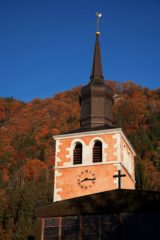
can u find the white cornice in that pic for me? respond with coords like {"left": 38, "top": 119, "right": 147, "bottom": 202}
{"left": 54, "top": 161, "right": 121, "bottom": 169}
{"left": 53, "top": 128, "right": 121, "bottom": 139}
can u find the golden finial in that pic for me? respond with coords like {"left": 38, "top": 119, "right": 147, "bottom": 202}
{"left": 96, "top": 12, "right": 102, "bottom": 35}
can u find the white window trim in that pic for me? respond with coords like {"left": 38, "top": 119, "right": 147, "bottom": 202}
{"left": 64, "top": 137, "right": 108, "bottom": 167}
{"left": 89, "top": 137, "right": 107, "bottom": 163}
{"left": 64, "top": 139, "right": 85, "bottom": 167}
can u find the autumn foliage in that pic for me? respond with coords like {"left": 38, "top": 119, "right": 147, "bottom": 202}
{"left": 0, "top": 82, "right": 160, "bottom": 239}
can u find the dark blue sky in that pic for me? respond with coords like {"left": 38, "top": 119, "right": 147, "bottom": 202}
{"left": 0, "top": 0, "right": 160, "bottom": 102}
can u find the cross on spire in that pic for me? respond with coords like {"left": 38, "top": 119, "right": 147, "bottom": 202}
{"left": 96, "top": 12, "right": 102, "bottom": 34}
{"left": 113, "top": 170, "right": 126, "bottom": 190}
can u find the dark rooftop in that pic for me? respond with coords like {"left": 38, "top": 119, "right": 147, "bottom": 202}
{"left": 36, "top": 189, "right": 160, "bottom": 218}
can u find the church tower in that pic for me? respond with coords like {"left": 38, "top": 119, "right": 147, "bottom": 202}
{"left": 53, "top": 27, "right": 135, "bottom": 202}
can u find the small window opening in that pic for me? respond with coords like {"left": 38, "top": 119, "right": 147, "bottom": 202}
{"left": 93, "top": 141, "right": 102, "bottom": 163}
{"left": 73, "top": 143, "right": 82, "bottom": 164}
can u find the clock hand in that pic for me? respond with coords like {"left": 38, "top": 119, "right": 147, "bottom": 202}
{"left": 81, "top": 177, "right": 96, "bottom": 182}
{"left": 81, "top": 178, "right": 89, "bottom": 182}
{"left": 87, "top": 178, "right": 96, "bottom": 181}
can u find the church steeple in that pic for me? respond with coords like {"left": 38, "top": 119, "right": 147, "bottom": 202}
{"left": 79, "top": 31, "right": 114, "bottom": 129}
{"left": 90, "top": 32, "right": 104, "bottom": 84}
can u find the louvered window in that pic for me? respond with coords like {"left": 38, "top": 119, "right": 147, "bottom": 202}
{"left": 93, "top": 141, "right": 102, "bottom": 163}
{"left": 73, "top": 143, "right": 82, "bottom": 164}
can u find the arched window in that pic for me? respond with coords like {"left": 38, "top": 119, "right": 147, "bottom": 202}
{"left": 93, "top": 140, "right": 102, "bottom": 163}
{"left": 73, "top": 142, "right": 82, "bottom": 164}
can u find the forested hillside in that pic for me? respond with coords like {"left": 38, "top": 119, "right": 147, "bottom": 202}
{"left": 0, "top": 81, "right": 160, "bottom": 239}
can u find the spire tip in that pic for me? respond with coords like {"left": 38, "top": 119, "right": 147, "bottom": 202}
{"left": 96, "top": 12, "right": 102, "bottom": 35}
{"left": 96, "top": 31, "right": 101, "bottom": 36}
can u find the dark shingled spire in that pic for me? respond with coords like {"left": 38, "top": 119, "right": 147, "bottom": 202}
{"left": 79, "top": 32, "right": 114, "bottom": 129}
{"left": 90, "top": 32, "right": 104, "bottom": 84}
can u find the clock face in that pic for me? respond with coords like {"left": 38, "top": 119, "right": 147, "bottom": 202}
{"left": 77, "top": 169, "right": 96, "bottom": 189}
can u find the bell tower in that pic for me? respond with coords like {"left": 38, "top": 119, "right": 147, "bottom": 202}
{"left": 53, "top": 14, "right": 136, "bottom": 202}
{"left": 80, "top": 32, "right": 113, "bottom": 129}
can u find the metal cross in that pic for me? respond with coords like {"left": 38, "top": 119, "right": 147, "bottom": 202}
{"left": 113, "top": 170, "right": 126, "bottom": 190}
